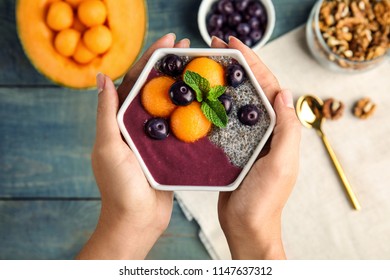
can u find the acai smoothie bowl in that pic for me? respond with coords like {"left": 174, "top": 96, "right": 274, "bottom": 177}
{"left": 117, "top": 48, "right": 275, "bottom": 191}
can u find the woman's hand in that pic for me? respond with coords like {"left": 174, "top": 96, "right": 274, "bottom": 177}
{"left": 76, "top": 34, "right": 190, "bottom": 259}
{"left": 212, "top": 36, "right": 301, "bottom": 260}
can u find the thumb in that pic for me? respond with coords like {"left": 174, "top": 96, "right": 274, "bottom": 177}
{"left": 265, "top": 89, "right": 301, "bottom": 167}
{"left": 95, "top": 73, "right": 121, "bottom": 146}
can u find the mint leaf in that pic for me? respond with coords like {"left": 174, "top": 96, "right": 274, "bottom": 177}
{"left": 183, "top": 71, "right": 210, "bottom": 102}
{"left": 183, "top": 71, "right": 203, "bottom": 101}
{"left": 207, "top": 85, "right": 226, "bottom": 101}
{"left": 183, "top": 70, "right": 229, "bottom": 128}
{"left": 201, "top": 100, "right": 228, "bottom": 128}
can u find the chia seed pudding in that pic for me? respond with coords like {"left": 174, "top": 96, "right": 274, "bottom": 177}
{"left": 118, "top": 49, "right": 275, "bottom": 190}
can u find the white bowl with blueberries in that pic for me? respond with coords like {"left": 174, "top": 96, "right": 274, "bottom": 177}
{"left": 198, "top": 0, "right": 275, "bottom": 51}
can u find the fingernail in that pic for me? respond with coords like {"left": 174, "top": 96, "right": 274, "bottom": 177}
{"left": 96, "top": 72, "right": 105, "bottom": 94}
{"left": 280, "top": 89, "right": 294, "bottom": 109}
{"left": 228, "top": 36, "right": 239, "bottom": 44}
{"left": 165, "top": 32, "right": 176, "bottom": 40}
{"left": 178, "top": 38, "right": 191, "bottom": 45}
{"left": 211, "top": 36, "right": 228, "bottom": 46}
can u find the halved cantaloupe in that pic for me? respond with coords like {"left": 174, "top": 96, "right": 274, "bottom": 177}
{"left": 16, "top": 0, "right": 147, "bottom": 89}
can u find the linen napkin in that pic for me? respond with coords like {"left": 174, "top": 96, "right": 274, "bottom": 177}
{"left": 175, "top": 25, "right": 390, "bottom": 260}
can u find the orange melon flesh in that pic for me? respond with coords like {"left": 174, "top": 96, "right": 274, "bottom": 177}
{"left": 16, "top": 0, "right": 147, "bottom": 89}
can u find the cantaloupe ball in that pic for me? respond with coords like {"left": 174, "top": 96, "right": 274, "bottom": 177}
{"left": 73, "top": 40, "right": 96, "bottom": 64}
{"left": 83, "top": 25, "right": 112, "bottom": 54}
{"left": 46, "top": 1, "right": 74, "bottom": 31}
{"left": 65, "top": 0, "right": 85, "bottom": 8}
{"left": 77, "top": 0, "right": 107, "bottom": 27}
{"left": 54, "top": 28, "right": 81, "bottom": 57}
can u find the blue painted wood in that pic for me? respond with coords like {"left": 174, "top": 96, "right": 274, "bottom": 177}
{"left": 0, "top": 0, "right": 317, "bottom": 260}
{"left": 0, "top": 87, "right": 99, "bottom": 198}
{"left": 0, "top": 200, "right": 210, "bottom": 260}
{"left": 0, "top": 0, "right": 317, "bottom": 86}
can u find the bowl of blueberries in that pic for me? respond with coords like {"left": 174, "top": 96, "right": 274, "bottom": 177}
{"left": 198, "top": 0, "right": 275, "bottom": 51}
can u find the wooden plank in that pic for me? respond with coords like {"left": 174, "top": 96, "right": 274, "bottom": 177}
{"left": 0, "top": 0, "right": 51, "bottom": 86}
{"left": 0, "top": 200, "right": 210, "bottom": 260}
{"left": 0, "top": 0, "right": 317, "bottom": 86}
{"left": 0, "top": 0, "right": 318, "bottom": 261}
{"left": 0, "top": 87, "right": 99, "bottom": 197}
{"left": 148, "top": 200, "right": 211, "bottom": 260}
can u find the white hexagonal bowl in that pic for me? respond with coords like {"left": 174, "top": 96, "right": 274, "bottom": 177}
{"left": 117, "top": 48, "right": 275, "bottom": 191}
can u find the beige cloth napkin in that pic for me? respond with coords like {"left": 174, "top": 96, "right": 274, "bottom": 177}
{"left": 175, "top": 25, "right": 390, "bottom": 260}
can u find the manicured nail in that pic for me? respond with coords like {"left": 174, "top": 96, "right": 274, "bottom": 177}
{"left": 96, "top": 72, "right": 105, "bottom": 94}
{"left": 211, "top": 36, "right": 228, "bottom": 47}
{"left": 165, "top": 32, "right": 176, "bottom": 40}
{"left": 178, "top": 38, "right": 191, "bottom": 45}
{"left": 280, "top": 89, "right": 294, "bottom": 109}
{"left": 228, "top": 36, "right": 239, "bottom": 44}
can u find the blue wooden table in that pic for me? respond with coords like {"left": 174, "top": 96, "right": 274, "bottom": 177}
{"left": 0, "top": 0, "right": 316, "bottom": 259}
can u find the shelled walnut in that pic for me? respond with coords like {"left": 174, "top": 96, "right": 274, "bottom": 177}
{"left": 323, "top": 98, "right": 345, "bottom": 120}
{"left": 353, "top": 97, "right": 377, "bottom": 119}
{"left": 318, "top": 0, "right": 389, "bottom": 65}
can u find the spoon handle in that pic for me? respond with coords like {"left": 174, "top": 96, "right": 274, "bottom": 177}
{"left": 320, "top": 132, "right": 361, "bottom": 211}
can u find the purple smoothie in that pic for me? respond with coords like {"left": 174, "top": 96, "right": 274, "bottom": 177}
{"left": 123, "top": 92, "right": 242, "bottom": 186}
{"left": 121, "top": 53, "right": 271, "bottom": 188}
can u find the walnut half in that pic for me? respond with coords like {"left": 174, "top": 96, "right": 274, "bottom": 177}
{"left": 323, "top": 98, "right": 345, "bottom": 120}
{"left": 353, "top": 97, "right": 377, "bottom": 119}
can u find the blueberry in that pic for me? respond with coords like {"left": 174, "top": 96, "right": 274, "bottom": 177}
{"left": 209, "top": 29, "right": 224, "bottom": 40}
{"left": 217, "top": 0, "right": 234, "bottom": 15}
{"left": 226, "top": 64, "right": 246, "bottom": 87}
{"left": 234, "top": 0, "right": 250, "bottom": 12}
{"left": 145, "top": 118, "right": 169, "bottom": 140}
{"left": 218, "top": 93, "right": 233, "bottom": 114}
{"left": 208, "top": 14, "right": 224, "bottom": 29}
{"left": 250, "top": 29, "right": 263, "bottom": 42}
{"left": 228, "top": 12, "right": 242, "bottom": 27}
{"left": 237, "top": 22, "right": 250, "bottom": 35}
{"left": 160, "top": 54, "right": 184, "bottom": 77}
{"left": 238, "top": 104, "right": 261, "bottom": 126}
{"left": 248, "top": 16, "right": 260, "bottom": 30}
{"left": 239, "top": 35, "right": 253, "bottom": 47}
{"left": 248, "top": 2, "right": 265, "bottom": 17}
{"left": 259, "top": 10, "right": 268, "bottom": 24}
{"left": 169, "top": 80, "right": 195, "bottom": 106}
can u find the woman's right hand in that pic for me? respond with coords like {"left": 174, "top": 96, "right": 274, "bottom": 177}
{"left": 212, "top": 36, "right": 301, "bottom": 260}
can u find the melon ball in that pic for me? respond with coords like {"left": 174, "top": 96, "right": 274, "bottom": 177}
{"left": 73, "top": 41, "right": 96, "bottom": 64}
{"left": 54, "top": 28, "right": 81, "bottom": 57}
{"left": 83, "top": 25, "right": 112, "bottom": 54}
{"left": 77, "top": 0, "right": 107, "bottom": 27}
{"left": 46, "top": 1, "right": 74, "bottom": 31}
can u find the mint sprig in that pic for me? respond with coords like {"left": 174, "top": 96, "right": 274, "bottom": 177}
{"left": 184, "top": 70, "right": 228, "bottom": 128}
{"left": 183, "top": 71, "right": 210, "bottom": 102}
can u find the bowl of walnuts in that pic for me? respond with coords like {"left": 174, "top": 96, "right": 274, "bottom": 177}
{"left": 306, "top": 0, "right": 390, "bottom": 72}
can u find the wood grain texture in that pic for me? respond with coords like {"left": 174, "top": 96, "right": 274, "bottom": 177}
{"left": 0, "top": 200, "right": 209, "bottom": 260}
{"left": 0, "top": 0, "right": 317, "bottom": 260}
{"left": 0, "top": 0, "right": 317, "bottom": 86}
{"left": 0, "top": 87, "right": 98, "bottom": 198}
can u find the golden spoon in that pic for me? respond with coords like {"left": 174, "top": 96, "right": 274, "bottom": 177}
{"left": 296, "top": 95, "right": 361, "bottom": 211}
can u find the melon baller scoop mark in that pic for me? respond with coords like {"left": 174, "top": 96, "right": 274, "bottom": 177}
{"left": 296, "top": 95, "right": 361, "bottom": 211}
